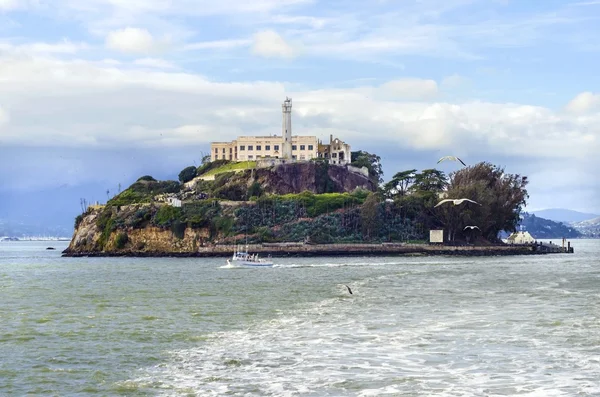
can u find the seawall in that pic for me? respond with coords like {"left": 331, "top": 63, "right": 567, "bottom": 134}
{"left": 62, "top": 242, "right": 571, "bottom": 258}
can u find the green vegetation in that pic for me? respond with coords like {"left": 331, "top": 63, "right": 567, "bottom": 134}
{"left": 154, "top": 205, "right": 182, "bottom": 227}
{"left": 115, "top": 232, "right": 129, "bottom": 249}
{"left": 351, "top": 150, "right": 384, "bottom": 185}
{"left": 80, "top": 153, "right": 530, "bottom": 249}
{"left": 178, "top": 166, "right": 197, "bottom": 183}
{"left": 108, "top": 179, "right": 181, "bottom": 206}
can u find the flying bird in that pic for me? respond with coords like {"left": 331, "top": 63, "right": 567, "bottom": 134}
{"left": 344, "top": 284, "right": 353, "bottom": 295}
{"left": 437, "top": 156, "right": 466, "bottom": 167}
{"left": 464, "top": 225, "right": 481, "bottom": 231}
{"left": 434, "top": 198, "right": 481, "bottom": 208}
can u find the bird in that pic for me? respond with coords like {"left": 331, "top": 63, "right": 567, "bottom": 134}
{"left": 434, "top": 198, "right": 481, "bottom": 208}
{"left": 344, "top": 284, "right": 353, "bottom": 294}
{"left": 464, "top": 225, "right": 481, "bottom": 231}
{"left": 437, "top": 156, "right": 466, "bottom": 167}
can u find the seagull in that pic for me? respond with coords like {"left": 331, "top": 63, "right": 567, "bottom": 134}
{"left": 437, "top": 156, "right": 466, "bottom": 167}
{"left": 344, "top": 284, "right": 353, "bottom": 295}
{"left": 464, "top": 225, "right": 481, "bottom": 231}
{"left": 434, "top": 198, "right": 481, "bottom": 208}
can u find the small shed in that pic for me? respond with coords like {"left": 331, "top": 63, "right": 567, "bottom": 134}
{"left": 506, "top": 230, "right": 535, "bottom": 245}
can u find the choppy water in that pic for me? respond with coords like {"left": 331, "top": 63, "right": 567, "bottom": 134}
{"left": 1, "top": 240, "right": 599, "bottom": 396}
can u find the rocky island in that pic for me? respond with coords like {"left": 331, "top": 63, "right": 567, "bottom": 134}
{"left": 63, "top": 151, "right": 569, "bottom": 257}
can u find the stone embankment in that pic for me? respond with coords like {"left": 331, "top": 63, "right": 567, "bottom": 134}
{"left": 62, "top": 242, "right": 572, "bottom": 257}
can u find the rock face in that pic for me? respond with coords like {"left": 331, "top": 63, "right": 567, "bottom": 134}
{"left": 254, "top": 162, "right": 375, "bottom": 195}
{"left": 63, "top": 206, "right": 211, "bottom": 255}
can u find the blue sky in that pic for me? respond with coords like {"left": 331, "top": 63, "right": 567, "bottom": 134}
{"left": 1, "top": 0, "right": 600, "bottom": 230}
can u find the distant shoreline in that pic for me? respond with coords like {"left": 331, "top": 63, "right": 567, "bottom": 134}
{"left": 62, "top": 242, "right": 571, "bottom": 257}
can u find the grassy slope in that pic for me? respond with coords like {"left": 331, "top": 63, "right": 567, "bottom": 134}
{"left": 201, "top": 161, "right": 258, "bottom": 177}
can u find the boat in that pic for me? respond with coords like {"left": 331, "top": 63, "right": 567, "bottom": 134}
{"left": 226, "top": 245, "right": 274, "bottom": 267}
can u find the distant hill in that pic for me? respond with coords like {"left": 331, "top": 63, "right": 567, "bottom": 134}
{"left": 0, "top": 218, "right": 72, "bottom": 238}
{"left": 517, "top": 213, "right": 582, "bottom": 239}
{"left": 530, "top": 209, "right": 599, "bottom": 224}
{"left": 571, "top": 216, "right": 600, "bottom": 238}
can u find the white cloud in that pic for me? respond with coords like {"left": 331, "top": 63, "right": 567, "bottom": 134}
{"left": 0, "top": 0, "right": 19, "bottom": 10}
{"left": 105, "top": 27, "right": 161, "bottom": 54}
{"left": 379, "top": 79, "right": 439, "bottom": 100}
{"left": 565, "top": 91, "right": 600, "bottom": 113}
{"left": 133, "top": 58, "right": 178, "bottom": 69}
{"left": 0, "top": 51, "right": 598, "bottom": 163}
{"left": 251, "top": 30, "right": 296, "bottom": 58}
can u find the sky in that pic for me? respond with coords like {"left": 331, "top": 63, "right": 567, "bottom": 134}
{"left": 1, "top": 0, "right": 600, "bottom": 231}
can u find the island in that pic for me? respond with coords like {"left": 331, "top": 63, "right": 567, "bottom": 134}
{"left": 63, "top": 153, "right": 572, "bottom": 257}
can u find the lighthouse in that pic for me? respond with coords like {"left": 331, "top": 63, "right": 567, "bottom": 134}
{"left": 281, "top": 97, "right": 292, "bottom": 159}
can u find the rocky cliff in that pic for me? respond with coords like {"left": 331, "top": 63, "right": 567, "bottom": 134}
{"left": 252, "top": 162, "right": 375, "bottom": 195}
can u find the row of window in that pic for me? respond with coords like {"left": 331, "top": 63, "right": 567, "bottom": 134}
{"left": 243, "top": 154, "right": 308, "bottom": 160}
{"left": 239, "top": 144, "right": 314, "bottom": 151}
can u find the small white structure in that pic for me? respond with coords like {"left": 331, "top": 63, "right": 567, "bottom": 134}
{"left": 430, "top": 230, "right": 444, "bottom": 243}
{"left": 166, "top": 197, "right": 182, "bottom": 208}
{"left": 505, "top": 230, "right": 535, "bottom": 245}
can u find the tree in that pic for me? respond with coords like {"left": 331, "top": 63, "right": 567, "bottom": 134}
{"left": 351, "top": 150, "right": 384, "bottom": 185}
{"left": 435, "top": 162, "right": 529, "bottom": 243}
{"left": 201, "top": 154, "right": 211, "bottom": 165}
{"left": 410, "top": 169, "right": 448, "bottom": 195}
{"left": 383, "top": 169, "right": 417, "bottom": 199}
{"left": 178, "top": 165, "right": 197, "bottom": 184}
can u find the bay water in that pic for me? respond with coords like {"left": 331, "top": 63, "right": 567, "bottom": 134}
{"left": 1, "top": 240, "right": 599, "bottom": 396}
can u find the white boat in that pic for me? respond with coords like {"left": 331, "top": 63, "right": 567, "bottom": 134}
{"left": 226, "top": 246, "right": 274, "bottom": 267}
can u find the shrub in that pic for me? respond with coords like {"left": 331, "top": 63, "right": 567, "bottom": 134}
{"left": 115, "top": 232, "right": 129, "bottom": 249}
{"left": 178, "top": 166, "right": 197, "bottom": 184}
{"left": 247, "top": 181, "right": 263, "bottom": 198}
{"left": 154, "top": 205, "right": 183, "bottom": 227}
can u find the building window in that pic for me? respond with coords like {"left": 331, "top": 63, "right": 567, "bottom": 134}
{"left": 332, "top": 153, "right": 337, "bottom": 158}
{"left": 248, "top": 145, "right": 253, "bottom": 151}
{"left": 274, "top": 145, "right": 280, "bottom": 151}
{"left": 222, "top": 148, "right": 225, "bottom": 153}
{"left": 292, "top": 155, "right": 297, "bottom": 160}
{"left": 292, "top": 145, "right": 297, "bottom": 150}
{"left": 300, "top": 145, "right": 305, "bottom": 150}
{"left": 265, "top": 145, "right": 270, "bottom": 150}
{"left": 214, "top": 148, "right": 218, "bottom": 153}
{"left": 300, "top": 155, "right": 306, "bottom": 160}
{"left": 256, "top": 145, "right": 261, "bottom": 151}
{"left": 308, "top": 145, "right": 313, "bottom": 150}
{"left": 240, "top": 146, "right": 245, "bottom": 150}
{"left": 248, "top": 155, "right": 253, "bottom": 159}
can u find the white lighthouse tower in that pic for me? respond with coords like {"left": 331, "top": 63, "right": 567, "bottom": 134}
{"left": 281, "top": 97, "right": 292, "bottom": 159}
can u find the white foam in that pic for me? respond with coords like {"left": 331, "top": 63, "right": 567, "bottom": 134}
{"left": 129, "top": 260, "right": 600, "bottom": 396}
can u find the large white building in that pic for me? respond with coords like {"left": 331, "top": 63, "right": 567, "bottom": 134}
{"left": 210, "top": 98, "right": 351, "bottom": 165}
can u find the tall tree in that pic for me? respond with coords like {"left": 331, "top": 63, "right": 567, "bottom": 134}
{"left": 435, "top": 162, "right": 529, "bottom": 242}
